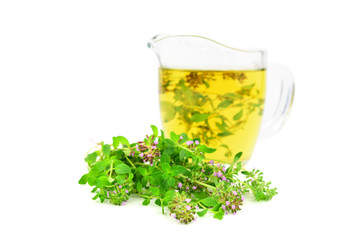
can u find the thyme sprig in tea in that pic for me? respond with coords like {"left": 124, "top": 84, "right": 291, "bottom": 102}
{"left": 79, "top": 125, "right": 277, "bottom": 224}
{"left": 159, "top": 69, "right": 265, "bottom": 161}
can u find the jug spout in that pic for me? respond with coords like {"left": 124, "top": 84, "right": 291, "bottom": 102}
{"left": 147, "top": 34, "right": 169, "bottom": 50}
{"left": 148, "top": 34, "right": 266, "bottom": 70}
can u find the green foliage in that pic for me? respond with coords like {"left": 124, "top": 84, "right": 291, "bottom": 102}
{"left": 197, "top": 145, "right": 216, "bottom": 153}
{"left": 213, "top": 210, "right": 224, "bottom": 220}
{"left": 150, "top": 125, "right": 158, "bottom": 137}
{"left": 201, "top": 197, "right": 218, "bottom": 207}
{"left": 150, "top": 187, "right": 160, "bottom": 196}
{"left": 197, "top": 209, "right": 208, "bottom": 217}
{"left": 170, "top": 131, "right": 179, "bottom": 142}
{"left": 136, "top": 182, "right": 142, "bottom": 192}
{"left": 85, "top": 152, "right": 97, "bottom": 164}
{"left": 102, "top": 144, "right": 111, "bottom": 159}
{"left": 170, "top": 165, "right": 188, "bottom": 176}
{"left": 95, "top": 176, "right": 109, "bottom": 187}
{"left": 242, "top": 169, "right": 278, "bottom": 201}
{"left": 79, "top": 125, "right": 277, "bottom": 224}
{"left": 137, "top": 167, "right": 147, "bottom": 176}
{"left": 78, "top": 174, "right": 88, "bottom": 184}
{"left": 112, "top": 137, "right": 120, "bottom": 150}
{"left": 113, "top": 136, "right": 130, "bottom": 148}
{"left": 142, "top": 198, "right": 150, "bottom": 206}
{"left": 115, "top": 164, "right": 131, "bottom": 174}
{"left": 233, "top": 152, "right": 243, "bottom": 164}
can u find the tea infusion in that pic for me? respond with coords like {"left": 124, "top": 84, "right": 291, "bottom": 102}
{"left": 159, "top": 68, "right": 266, "bottom": 162}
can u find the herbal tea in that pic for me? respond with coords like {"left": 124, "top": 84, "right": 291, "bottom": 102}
{"left": 159, "top": 68, "right": 266, "bottom": 162}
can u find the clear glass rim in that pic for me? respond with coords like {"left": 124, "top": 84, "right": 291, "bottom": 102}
{"left": 148, "top": 34, "right": 266, "bottom": 54}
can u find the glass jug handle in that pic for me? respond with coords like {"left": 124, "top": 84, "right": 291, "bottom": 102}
{"left": 259, "top": 64, "right": 295, "bottom": 140}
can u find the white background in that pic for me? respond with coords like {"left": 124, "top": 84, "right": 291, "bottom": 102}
{"left": 1, "top": 0, "right": 359, "bottom": 239}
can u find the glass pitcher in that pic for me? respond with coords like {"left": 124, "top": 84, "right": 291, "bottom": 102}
{"left": 148, "top": 34, "right": 294, "bottom": 163}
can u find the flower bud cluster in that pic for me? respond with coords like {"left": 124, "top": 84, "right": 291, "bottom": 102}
{"left": 209, "top": 160, "right": 229, "bottom": 182}
{"left": 177, "top": 178, "right": 201, "bottom": 193}
{"left": 132, "top": 135, "right": 160, "bottom": 165}
{"left": 108, "top": 183, "right": 133, "bottom": 206}
{"left": 184, "top": 139, "right": 200, "bottom": 150}
{"left": 168, "top": 192, "right": 196, "bottom": 224}
{"left": 213, "top": 182, "right": 244, "bottom": 215}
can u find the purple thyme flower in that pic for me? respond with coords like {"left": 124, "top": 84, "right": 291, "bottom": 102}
{"left": 154, "top": 139, "right": 158, "bottom": 145}
{"left": 209, "top": 160, "right": 214, "bottom": 165}
{"left": 113, "top": 191, "right": 116, "bottom": 194}
{"left": 221, "top": 205, "right": 226, "bottom": 210}
{"left": 226, "top": 201, "right": 230, "bottom": 206}
{"left": 232, "top": 191, "right": 237, "bottom": 196}
{"left": 185, "top": 206, "right": 191, "bottom": 210}
{"left": 222, "top": 176, "right": 227, "bottom": 181}
{"left": 217, "top": 163, "right": 220, "bottom": 167}
{"left": 122, "top": 202, "right": 125, "bottom": 206}
{"left": 195, "top": 140, "right": 199, "bottom": 145}
{"left": 180, "top": 136, "right": 183, "bottom": 140}
{"left": 139, "top": 153, "right": 144, "bottom": 157}
{"left": 186, "top": 186, "right": 189, "bottom": 190}
{"left": 222, "top": 166, "right": 226, "bottom": 172}
{"left": 233, "top": 212, "right": 237, "bottom": 215}
{"left": 171, "top": 213, "right": 176, "bottom": 218}
{"left": 152, "top": 146, "right": 156, "bottom": 149}
{"left": 147, "top": 154, "right": 152, "bottom": 157}
{"left": 125, "top": 189, "right": 129, "bottom": 193}
{"left": 192, "top": 186, "right": 197, "bottom": 190}
{"left": 195, "top": 206, "right": 199, "bottom": 210}
{"left": 232, "top": 205, "right": 235, "bottom": 210}
{"left": 186, "top": 141, "right": 193, "bottom": 146}
{"left": 185, "top": 198, "right": 191, "bottom": 203}
{"left": 119, "top": 185, "right": 122, "bottom": 188}
{"left": 204, "top": 177, "right": 207, "bottom": 180}
{"left": 201, "top": 169, "right": 205, "bottom": 172}
{"left": 241, "top": 196, "right": 245, "bottom": 201}
{"left": 213, "top": 172, "right": 217, "bottom": 177}
{"left": 136, "top": 145, "right": 139, "bottom": 151}
{"left": 217, "top": 171, "right": 223, "bottom": 178}
{"left": 178, "top": 182, "right": 182, "bottom": 188}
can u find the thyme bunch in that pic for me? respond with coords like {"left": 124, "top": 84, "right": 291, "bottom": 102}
{"left": 79, "top": 125, "right": 277, "bottom": 224}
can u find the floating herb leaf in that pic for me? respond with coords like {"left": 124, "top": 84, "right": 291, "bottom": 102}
{"left": 191, "top": 113, "right": 210, "bottom": 122}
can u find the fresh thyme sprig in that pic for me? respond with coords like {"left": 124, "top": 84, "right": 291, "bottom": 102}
{"left": 79, "top": 125, "right": 277, "bottom": 224}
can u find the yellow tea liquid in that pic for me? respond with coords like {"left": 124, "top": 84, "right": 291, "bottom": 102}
{"left": 159, "top": 68, "right": 266, "bottom": 163}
